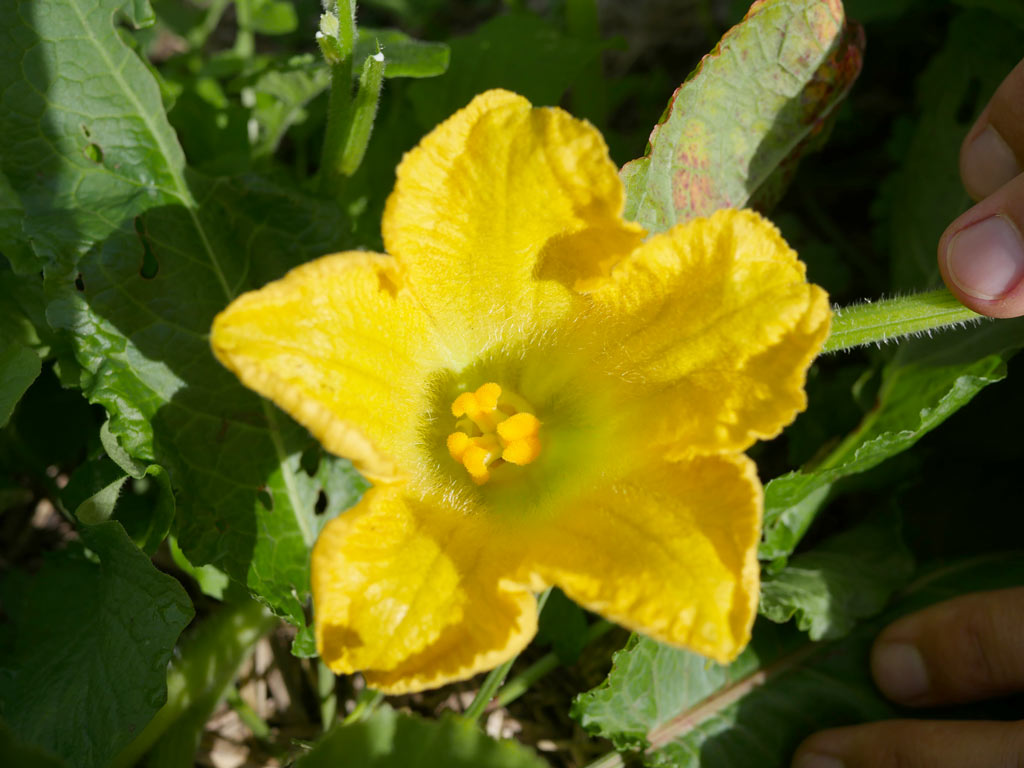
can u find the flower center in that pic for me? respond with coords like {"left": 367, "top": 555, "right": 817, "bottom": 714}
{"left": 445, "top": 382, "right": 541, "bottom": 485}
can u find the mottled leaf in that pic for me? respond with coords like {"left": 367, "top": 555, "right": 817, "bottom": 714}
{"left": 623, "top": 0, "right": 863, "bottom": 231}
{"left": 296, "top": 705, "right": 548, "bottom": 768}
{"left": 0, "top": 521, "right": 193, "bottom": 768}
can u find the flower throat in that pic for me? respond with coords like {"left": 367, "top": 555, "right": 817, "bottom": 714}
{"left": 446, "top": 382, "right": 541, "bottom": 485}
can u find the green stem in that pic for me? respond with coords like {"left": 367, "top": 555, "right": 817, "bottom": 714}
{"left": 463, "top": 657, "right": 517, "bottom": 724}
{"left": 339, "top": 51, "right": 385, "bottom": 176}
{"left": 232, "top": 0, "right": 255, "bottom": 58}
{"left": 823, "top": 289, "right": 985, "bottom": 354}
{"left": 464, "top": 589, "right": 552, "bottom": 723}
{"left": 494, "top": 619, "right": 613, "bottom": 708}
{"left": 111, "top": 598, "right": 277, "bottom": 768}
{"left": 317, "top": 1, "right": 356, "bottom": 198}
{"left": 318, "top": 660, "right": 338, "bottom": 726}
{"left": 342, "top": 688, "right": 384, "bottom": 725}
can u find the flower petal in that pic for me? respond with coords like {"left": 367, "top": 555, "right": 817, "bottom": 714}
{"left": 591, "top": 208, "right": 831, "bottom": 456}
{"left": 312, "top": 485, "right": 537, "bottom": 694}
{"left": 382, "top": 89, "right": 644, "bottom": 362}
{"left": 525, "top": 454, "right": 762, "bottom": 663}
{"left": 210, "top": 253, "right": 442, "bottom": 481}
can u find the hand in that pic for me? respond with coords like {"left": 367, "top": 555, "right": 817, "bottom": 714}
{"left": 792, "top": 587, "right": 1024, "bottom": 768}
{"left": 939, "top": 60, "right": 1024, "bottom": 318}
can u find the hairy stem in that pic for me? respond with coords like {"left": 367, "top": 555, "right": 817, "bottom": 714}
{"left": 824, "top": 289, "right": 985, "bottom": 354}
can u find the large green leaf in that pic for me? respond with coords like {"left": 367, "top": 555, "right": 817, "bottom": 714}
{"left": 0, "top": 0, "right": 188, "bottom": 270}
{"left": 622, "top": 0, "right": 863, "bottom": 232}
{"left": 0, "top": 521, "right": 193, "bottom": 768}
{"left": 760, "top": 512, "right": 914, "bottom": 640}
{"left": 296, "top": 705, "right": 548, "bottom": 768}
{"left": 761, "top": 318, "right": 1024, "bottom": 563}
{"left": 46, "top": 174, "right": 367, "bottom": 651}
{"left": 575, "top": 553, "right": 1024, "bottom": 767}
{"left": 1, "top": 0, "right": 367, "bottom": 646}
{"left": 883, "top": 11, "right": 1022, "bottom": 290}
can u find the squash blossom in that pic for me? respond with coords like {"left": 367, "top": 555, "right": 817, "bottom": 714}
{"left": 210, "top": 90, "right": 831, "bottom": 693}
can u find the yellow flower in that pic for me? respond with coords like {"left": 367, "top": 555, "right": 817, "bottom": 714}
{"left": 210, "top": 90, "right": 831, "bottom": 694}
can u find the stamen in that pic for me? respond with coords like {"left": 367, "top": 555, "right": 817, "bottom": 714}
{"left": 446, "top": 382, "right": 541, "bottom": 484}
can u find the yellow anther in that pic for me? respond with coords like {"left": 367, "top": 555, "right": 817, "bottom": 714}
{"left": 451, "top": 392, "right": 477, "bottom": 418}
{"left": 446, "top": 382, "right": 541, "bottom": 484}
{"left": 446, "top": 431, "right": 471, "bottom": 462}
{"left": 502, "top": 435, "right": 541, "bottom": 466}
{"left": 496, "top": 412, "right": 540, "bottom": 442}
{"left": 474, "top": 382, "right": 501, "bottom": 411}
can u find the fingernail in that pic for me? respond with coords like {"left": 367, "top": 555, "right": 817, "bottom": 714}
{"left": 962, "top": 125, "right": 1021, "bottom": 199}
{"left": 872, "top": 641, "right": 930, "bottom": 700}
{"left": 946, "top": 215, "right": 1024, "bottom": 301}
{"left": 793, "top": 753, "right": 844, "bottom": 768}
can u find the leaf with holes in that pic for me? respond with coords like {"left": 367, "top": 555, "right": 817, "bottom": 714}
{"left": 0, "top": 0, "right": 187, "bottom": 271}
{"left": 3, "top": 0, "right": 367, "bottom": 651}
{"left": 622, "top": 0, "right": 863, "bottom": 232}
{"left": 47, "top": 173, "right": 366, "bottom": 652}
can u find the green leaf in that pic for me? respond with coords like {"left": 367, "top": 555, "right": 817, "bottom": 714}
{"left": 622, "top": 0, "right": 863, "bottom": 232}
{"left": 250, "top": 0, "right": 298, "bottom": 35}
{"left": 0, "top": 719, "right": 67, "bottom": 768}
{"left": 0, "top": 336, "right": 41, "bottom": 427}
{"left": 62, "top": 457, "right": 130, "bottom": 524}
{"left": 576, "top": 553, "right": 1024, "bottom": 767}
{"left": 406, "top": 12, "right": 605, "bottom": 131}
{"left": 571, "top": 628, "right": 794, "bottom": 754}
{"left": 249, "top": 54, "right": 331, "bottom": 159}
{"left": 760, "top": 512, "right": 914, "bottom": 640}
{"left": 46, "top": 173, "right": 362, "bottom": 647}
{"left": 110, "top": 599, "right": 275, "bottom": 768}
{"left": 0, "top": 521, "right": 193, "bottom": 768}
{"left": 536, "top": 587, "right": 589, "bottom": 665}
{"left": 0, "top": 172, "right": 36, "bottom": 274}
{"left": 762, "top": 318, "right": 1024, "bottom": 562}
{"left": 295, "top": 704, "right": 548, "bottom": 768}
{"left": 954, "top": 0, "right": 1024, "bottom": 29}
{"left": 883, "top": 11, "right": 1022, "bottom": 290}
{"left": 0, "top": 0, "right": 189, "bottom": 270}
{"left": 168, "top": 536, "right": 232, "bottom": 600}
{"left": 356, "top": 28, "right": 450, "bottom": 79}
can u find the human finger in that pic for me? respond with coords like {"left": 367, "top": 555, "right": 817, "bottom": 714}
{"left": 938, "top": 172, "right": 1024, "bottom": 317}
{"left": 870, "top": 587, "right": 1024, "bottom": 706}
{"left": 792, "top": 719, "right": 1024, "bottom": 768}
{"left": 960, "top": 59, "right": 1024, "bottom": 202}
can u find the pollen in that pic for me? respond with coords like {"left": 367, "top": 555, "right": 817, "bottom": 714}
{"left": 446, "top": 383, "right": 541, "bottom": 484}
